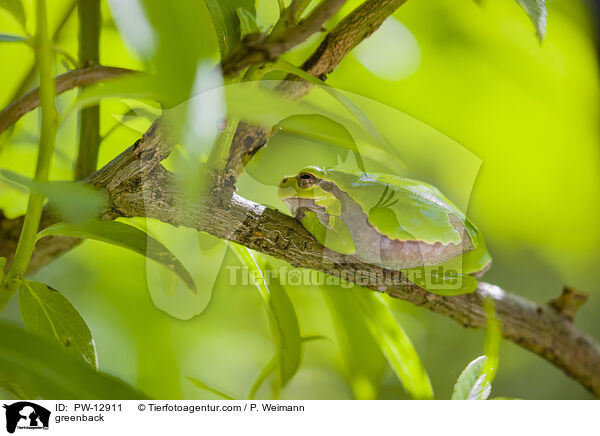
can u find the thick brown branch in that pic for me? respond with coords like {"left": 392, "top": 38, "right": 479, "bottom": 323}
{"left": 0, "top": 118, "right": 171, "bottom": 272}
{"left": 1, "top": 107, "right": 599, "bottom": 397}
{"left": 1, "top": 0, "right": 386, "bottom": 271}
{"left": 96, "top": 154, "right": 599, "bottom": 397}
{"left": 0, "top": 0, "right": 401, "bottom": 175}
{"left": 0, "top": 0, "right": 597, "bottom": 398}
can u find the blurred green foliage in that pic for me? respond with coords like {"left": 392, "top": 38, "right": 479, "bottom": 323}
{"left": 0, "top": 0, "right": 598, "bottom": 400}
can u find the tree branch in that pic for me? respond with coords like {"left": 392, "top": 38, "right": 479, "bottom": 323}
{"left": 0, "top": 0, "right": 403, "bottom": 164}
{"left": 0, "top": 65, "right": 132, "bottom": 135}
{"left": 105, "top": 161, "right": 600, "bottom": 397}
{"left": 0, "top": 0, "right": 598, "bottom": 397}
{"left": 3, "top": 123, "right": 599, "bottom": 396}
{"left": 1, "top": 0, "right": 393, "bottom": 269}
{"left": 221, "top": 0, "right": 346, "bottom": 77}
{"left": 4, "top": 0, "right": 77, "bottom": 107}
{"left": 225, "top": 0, "right": 409, "bottom": 176}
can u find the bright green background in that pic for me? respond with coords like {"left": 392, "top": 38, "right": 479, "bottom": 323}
{"left": 0, "top": 0, "right": 598, "bottom": 399}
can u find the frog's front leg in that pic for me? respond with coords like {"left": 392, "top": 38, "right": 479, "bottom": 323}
{"left": 297, "top": 209, "right": 356, "bottom": 255}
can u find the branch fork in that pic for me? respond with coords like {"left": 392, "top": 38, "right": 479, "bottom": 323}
{"left": 0, "top": 0, "right": 598, "bottom": 397}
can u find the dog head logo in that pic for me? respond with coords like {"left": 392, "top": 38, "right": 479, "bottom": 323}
{"left": 3, "top": 402, "right": 50, "bottom": 434}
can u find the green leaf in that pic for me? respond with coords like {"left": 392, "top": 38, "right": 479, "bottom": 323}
{"left": 223, "top": 82, "right": 393, "bottom": 175}
{"left": 451, "top": 355, "right": 490, "bottom": 400}
{"left": 36, "top": 220, "right": 197, "bottom": 293}
{"left": 143, "top": 0, "right": 218, "bottom": 105}
{"left": 68, "top": 73, "right": 159, "bottom": 121}
{"left": 221, "top": 80, "right": 383, "bottom": 154}
{"left": 110, "top": 104, "right": 160, "bottom": 135}
{"left": 301, "top": 335, "right": 328, "bottom": 344}
{"left": 514, "top": 0, "right": 546, "bottom": 40}
{"left": 187, "top": 377, "right": 235, "bottom": 400}
{"left": 274, "top": 114, "right": 358, "bottom": 155}
{"left": 106, "top": 0, "right": 156, "bottom": 59}
{"left": 273, "top": 59, "right": 399, "bottom": 171}
{"left": 230, "top": 245, "right": 303, "bottom": 388}
{"left": 482, "top": 297, "right": 501, "bottom": 386}
{"left": 0, "top": 257, "right": 6, "bottom": 284}
{"left": 249, "top": 356, "right": 277, "bottom": 400}
{"left": 18, "top": 280, "right": 98, "bottom": 369}
{"left": 272, "top": 60, "right": 416, "bottom": 172}
{"left": 0, "top": 322, "right": 147, "bottom": 399}
{"left": 0, "top": 374, "right": 39, "bottom": 400}
{"left": 236, "top": 6, "right": 259, "bottom": 37}
{"left": 108, "top": 0, "right": 218, "bottom": 108}
{"left": 139, "top": 221, "right": 228, "bottom": 319}
{"left": 0, "top": 33, "right": 27, "bottom": 42}
{"left": 355, "top": 291, "right": 434, "bottom": 400}
{"left": 0, "top": 169, "right": 106, "bottom": 224}
{"left": 266, "top": 265, "right": 302, "bottom": 386}
{"left": 204, "top": 0, "right": 256, "bottom": 57}
{"left": 0, "top": 0, "right": 26, "bottom": 28}
{"left": 451, "top": 299, "right": 501, "bottom": 400}
{"left": 322, "top": 285, "right": 387, "bottom": 400}
{"left": 402, "top": 267, "right": 479, "bottom": 296}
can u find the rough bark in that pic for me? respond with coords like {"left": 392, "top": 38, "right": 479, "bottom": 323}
{"left": 226, "top": 0, "right": 409, "bottom": 175}
{"left": 3, "top": 124, "right": 599, "bottom": 396}
{"left": 0, "top": 0, "right": 598, "bottom": 397}
{"left": 110, "top": 165, "right": 600, "bottom": 397}
{"left": 221, "top": 0, "right": 347, "bottom": 77}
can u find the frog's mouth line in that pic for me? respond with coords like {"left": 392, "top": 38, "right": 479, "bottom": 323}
{"left": 282, "top": 197, "right": 327, "bottom": 216}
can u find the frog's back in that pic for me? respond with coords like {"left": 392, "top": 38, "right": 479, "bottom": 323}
{"left": 316, "top": 168, "right": 469, "bottom": 246}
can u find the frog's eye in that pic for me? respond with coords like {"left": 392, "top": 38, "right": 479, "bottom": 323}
{"left": 298, "top": 172, "right": 317, "bottom": 187}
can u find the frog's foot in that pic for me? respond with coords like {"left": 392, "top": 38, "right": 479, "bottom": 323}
{"left": 470, "top": 259, "right": 492, "bottom": 279}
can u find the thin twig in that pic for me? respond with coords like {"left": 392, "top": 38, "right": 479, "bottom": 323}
{"left": 0, "top": 0, "right": 596, "bottom": 397}
{"left": 3, "top": 0, "right": 77, "bottom": 106}
{"left": 0, "top": 65, "right": 133, "bottom": 135}
{"left": 97, "top": 146, "right": 600, "bottom": 396}
{"left": 74, "top": 0, "right": 102, "bottom": 180}
{"left": 1, "top": 0, "right": 59, "bottom": 309}
{"left": 225, "top": 0, "right": 409, "bottom": 175}
{"left": 221, "top": 0, "right": 346, "bottom": 77}
{"left": 2, "top": 124, "right": 599, "bottom": 395}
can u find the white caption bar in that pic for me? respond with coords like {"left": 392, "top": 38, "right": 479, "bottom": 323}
{"left": 1, "top": 400, "right": 596, "bottom": 435}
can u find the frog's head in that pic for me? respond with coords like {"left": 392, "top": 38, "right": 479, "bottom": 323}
{"left": 278, "top": 167, "right": 340, "bottom": 217}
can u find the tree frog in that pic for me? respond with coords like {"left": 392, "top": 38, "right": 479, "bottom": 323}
{"left": 278, "top": 167, "right": 491, "bottom": 295}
